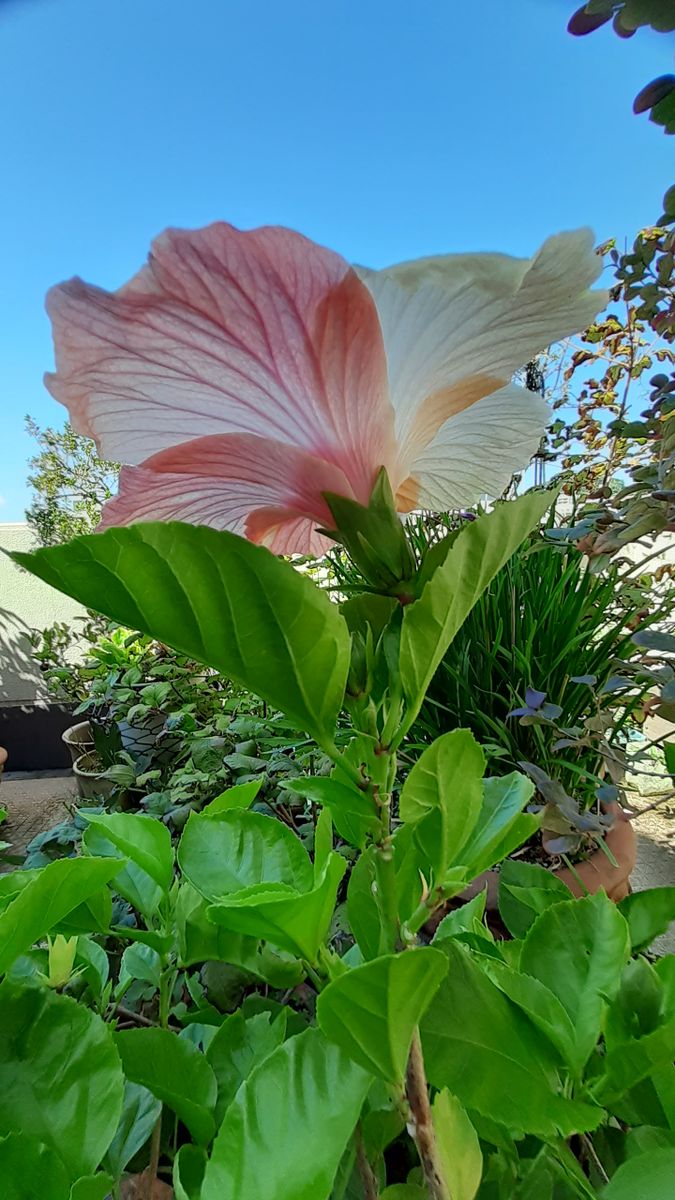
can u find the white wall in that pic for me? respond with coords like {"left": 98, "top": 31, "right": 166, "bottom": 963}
{"left": 0, "top": 523, "right": 84, "bottom": 705}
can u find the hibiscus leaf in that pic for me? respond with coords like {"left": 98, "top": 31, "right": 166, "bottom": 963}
{"left": 10, "top": 522, "right": 351, "bottom": 750}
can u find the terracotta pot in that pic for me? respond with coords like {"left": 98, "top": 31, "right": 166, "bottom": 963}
{"left": 459, "top": 803, "right": 637, "bottom": 910}
{"left": 62, "top": 721, "right": 95, "bottom": 766}
{"left": 0, "top": 746, "right": 7, "bottom": 781}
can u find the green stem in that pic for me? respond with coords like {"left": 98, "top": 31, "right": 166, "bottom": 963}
{"left": 374, "top": 840, "right": 400, "bottom": 954}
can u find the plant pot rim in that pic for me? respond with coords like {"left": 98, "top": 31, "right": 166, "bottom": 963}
{"left": 62, "top": 720, "right": 93, "bottom": 742}
{"left": 460, "top": 802, "right": 637, "bottom": 909}
{"left": 73, "top": 751, "right": 105, "bottom": 778}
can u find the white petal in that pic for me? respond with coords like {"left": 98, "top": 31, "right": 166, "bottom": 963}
{"left": 396, "top": 384, "right": 550, "bottom": 512}
{"left": 357, "top": 230, "right": 606, "bottom": 472}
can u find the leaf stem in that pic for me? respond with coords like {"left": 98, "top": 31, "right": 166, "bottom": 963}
{"left": 405, "top": 1029, "right": 451, "bottom": 1200}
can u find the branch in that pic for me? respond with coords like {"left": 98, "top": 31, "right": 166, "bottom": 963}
{"left": 405, "top": 1030, "right": 451, "bottom": 1200}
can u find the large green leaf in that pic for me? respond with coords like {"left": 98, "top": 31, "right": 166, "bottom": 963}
{"left": 420, "top": 942, "right": 602, "bottom": 1138}
{"left": 594, "top": 1016, "right": 675, "bottom": 1106}
{"left": 457, "top": 772, "right": 536, "bottom": 878}
{"left": 103, "top": 1081, "right": 161, "bottom": 1179}
{"left": 400, "top": 730, "right": 484, "bottom": 874}
{"left": 174, "top": 882, "right": 303, "bottom": 985}
{"left": 81, "top": 812, "right": 174, "bottom": 891}
{"left": 317, "top": 949, "right": 448, "bottom": 1082}
{"left": 0, "top": 981, "right": 123, "bottom": 1179}
{"left": 431, "top": 1089, "right": 482, "bottom": 1200}
{"left": 207, "top": 853, "right": 346, "bottom": 962}
{"left": 475, "top": 958, "right": 577, "bottom": 1068}
{"left": 283, "top": 777, "right": 380, "bottom": 850}
{"left": 12, "top": 522, "right": 350, "bottom": 748}
{"left": 201, "top": 1027, "right": 372, "bottom": 1200}
{"left": 498, "top": 859, "right": 572, "bottom": 939}
{"left": 398, "top": 491, "right": 555, "bottom": 733}
{"left": 601, "top": 1149, "right": 675, "bottom": 1199}
{"left": 0, "top": 1134, "right": 71, "bottom": 1200}
{"left": 617, "top": 887, "right": 675, "bottom": 953}
{"left": 69, "top": 1177, "right": 114, "bottom": 1200}
{"left": 82, "top": 824, "right": 163, "bottom": 919}
{"left": 178, "top": 809, "right": 313, "bottom": 900}
{"left": 207, "top": 1009, "right": 287, "bottom": 1122}
{"left": 0, "top": 858, "right": 121, "bottom": 976}
{"left": 115, "top": 1027, "right": 217, "bottom": 1145}
{"left": 519, "top": 893, "right": 630, "bottom": 1074}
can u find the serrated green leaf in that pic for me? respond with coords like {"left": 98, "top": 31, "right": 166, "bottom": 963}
{"left": 202, "top": 1027, "right": 372, "bottom": 1200}
{"left": 82, "top": 824, "right": 163, "bottom": 919}
{"left": 81, "top": 812, "right": 174, "bottom": 891}
{"left": 284, "top": 776, "right": 379, "bottom": 849}
{"left": 178, "top": 809, "right": 313, "bottom": 899}
{"left": 318, "top": 949, "right": 447, "bottom": 1082}
{"left": 0, "top": 858, "right": 121, "bottom": 976}
{"left": 519, "top": 893, "right": 630, "bottom": 1074}
{"left": 207, "top": 1009, "right": 287, "bottom": 1122}
{"left": 103, "top": 1081, "right": 161, "bottom": 1179}
{"left": 201, "top": 779, "right": 262, "bottom": 815}
{"left": 498, "top": 859, "right": 572, "bottom": 939}
{"left": 600, "top": 1148, "right": 675, "bottom": 1199}
{"left": 618, "top": 887, "right": 675, "bottom": 952}
{"left": 400, "top": 730, "right": 484, "bottom": 876}
{"left": 174, "top": 882, "right": 303, "bottom": 986}
{"left": 420, "top": 941, "right": 602, "bottom": 1137}
{"left": 115, "top": 1027, "right": 217, "bottom": 1145}
{"left": 207, "top": 853, "right": 346, "bottom": 962}
{"left": 0, "top": 981, "right": 123, "bottom": 1179}
{"left": 11, "top": 522, "right": 350, "bottom": 749}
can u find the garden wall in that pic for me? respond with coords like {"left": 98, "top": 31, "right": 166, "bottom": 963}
{"left": 0, "top": 523, "right": 84, "bottom": 769}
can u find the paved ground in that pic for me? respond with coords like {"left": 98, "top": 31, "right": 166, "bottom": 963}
{"left": 1, "top": 773, "right": 75, "bottom": 864}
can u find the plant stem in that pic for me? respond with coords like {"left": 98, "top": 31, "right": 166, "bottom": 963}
{"left": 145, "top": 1115, "right": 162, "bottom": 1200}
{"left": 355, "top": 1126, "right": 380, "bottom": 1200}
{"left": 405, "top": 1029, "right": 451, "bottom": 1200}
{"left": 374, "top": 839, "right": 399, "bottom": 954}
{"left": 581, "top": 1134, "right": 610, "bottom": 1186}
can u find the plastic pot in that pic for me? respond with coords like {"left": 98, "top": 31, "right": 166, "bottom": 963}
{"left": 62, "top": 721, "right": 95, "bottom": 766}
{"left": 72, "top": 751, "right": 116, "bottom": 801}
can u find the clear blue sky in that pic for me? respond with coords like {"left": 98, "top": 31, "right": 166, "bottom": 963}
{"left": 0, "top": 0, "right": 672, "bottom": 521}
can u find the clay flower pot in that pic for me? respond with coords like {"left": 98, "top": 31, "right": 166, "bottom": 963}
{"left": 460, "top": 803, "right": 637, "bottom": 910}
{"left": 0, "top": 746, "right": 7, "bottom": 781}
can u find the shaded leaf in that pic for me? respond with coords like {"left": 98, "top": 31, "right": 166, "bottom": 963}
{"left": 115, "top": 1028, "right": 217, "bottom": 1145}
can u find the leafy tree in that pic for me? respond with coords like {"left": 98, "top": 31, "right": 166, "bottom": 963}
{"left": 24, "top": 417, "right": 119, "bottom": 546}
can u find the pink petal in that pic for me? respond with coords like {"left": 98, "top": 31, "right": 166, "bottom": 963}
{"left": 98, "top": 432, "right": 352, "bottom": 556}
{"left": 46, "top": 223, "right": 395, "bottom": 504}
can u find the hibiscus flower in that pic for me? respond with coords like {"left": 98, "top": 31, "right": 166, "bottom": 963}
{"left": 45, "top": 222, "right": 605, "bottom": 555}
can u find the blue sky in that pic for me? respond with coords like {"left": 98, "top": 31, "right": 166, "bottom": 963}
{"left": 0, "top": 0, "right": 672, "bottom": 521}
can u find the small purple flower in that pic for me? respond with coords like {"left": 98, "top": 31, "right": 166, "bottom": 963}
{"left": 508, "top": 687, "right": 563, "bottom": 722}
